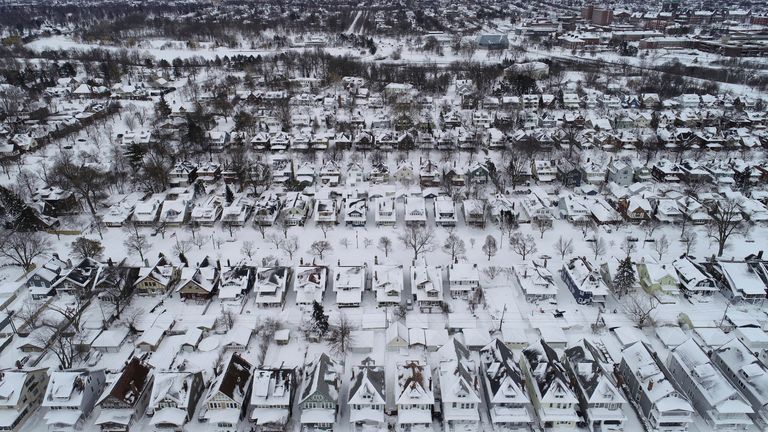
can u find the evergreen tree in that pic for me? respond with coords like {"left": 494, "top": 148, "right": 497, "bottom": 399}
{"left": 156, "top": 96, "right": 171, "bottom": 119}
{"left": 312, "top": 300, "right": 329, "bottom": 336}
{"left": 613, "top": 256, "right": 636, "bottom": 298}
{"left": 225, "top": 184, "right": 234, "bottom": 204}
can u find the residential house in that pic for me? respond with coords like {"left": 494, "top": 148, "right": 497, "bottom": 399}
{"left": 557, "top": 160, "right": 582, "bottom": 187}
{"left": 168, "top": 162, "right": 197, "bottom": 187}
{"left": 294, "top": 266, "right": 327, "bottom": 305}
{"left": 319, "top": 161, "right": 341, "bottom": 186}
{"left": 434, "top": 196, "right": 457, "bottom": 227}
{"left": 666, "top": 339, "right": 755, "bottom": 431}
{"left": 618, "top": 342, "right": 694, "bottom": 432}
{"left": 333, "top": 264, "right": 366, "bottom": 308}
{"left": 282, "top": 192, "right": 311, "bottom": 226}
{"left": 95, "top": 358, "right": 154, "bottom": 432}
{"left": 0, "top": 368, "right": 49, "bottom": 432}
{"left": 374, "top": 197, "right": 396, "bottom": 226}
{"left": 563, "top": 341, "right": 627, "bottom": 432}
{"left": 253, "top": 193, "right": 282, "bottom": 226}
{"left": 404, "top": 196, "right": 427, "bottom": 226}
{"left": 520, "top": 342, "right": 580, "bottom": 429}
{"left": 201, "top": 353, "right": 253, "bottom": 432}
{"left": 411, "top": 264, "right": 444, "bottom": 312}
{"left": 462, "top": 199, "right": 486, "bottom": 227}
{"left": 448, "top": 263, "right": 480, "bottom": 300}
{"left": 512, "top": 263, "right": 558, "bottom": 302}
{"left": 254, "top": 267, "right": 290, "bottom": 308}
{"left": 176, "top": 263, "right": 219, "bottom": 301}
{"left": 158, "top": 193, "right": 193, "bottom": 227}
{"left": 395, "top": 359, "right": 434, "bottom": 432}
{"left": 218, "top": 265, "right": 253, "bottom": 303}
{"left": 249, "top": 368, "right": 296, "bottom": 432}
{"left": 348, "top": 358, "right": 385, "bottom": 428}
{"left": 532, "top": 160, "right": 557, "bottom": 183}
{"left": 479, "top": 339, "right": 534, "bottom": 429}
{"left": 344, "top": 196, "right": 367, "bottom": 227}
{"left": 672, "top": 258, "right": 718, "bottom": 297}
{"left": 712, "top": 260, "right": 767, "bottom": 304}
{"left": 42, "top": 369, "right": 107, "bottom": 432}
{"left": 561, "top": 257, "right": 610, "bottom": 305}
{"left": 372, "top": 265, "right": 403, "bottom": 306}
{"left": 26, "top": 256, "right": 67, "bottom": 301}
{"left": 313, "top": 198, "right": 338, "bottom": 224}
{"left": 146, "top": 371, "right": 205, "bottom": 432}
{"left": 190, "top": 196, "right": 223, "bottom": 226}
{"left": 711, "top": 338, "right": 768, "bottom": 424}
{"left": 221, "top": 196, "right": 254, "bottom": 227}
{"left": 437, "top": 338, "right": 481, "bottom": 430}
{"left": 52, "top": 257, "right": 101, "bottom": 297}
{"left": 299, "top": 354, "right": 340, "bottom": 431}
{"left": 637, "top": 262, "right": 680, "bottom": 300}
{"left": 134, "top": 256, "right": 179, "bottom": 296}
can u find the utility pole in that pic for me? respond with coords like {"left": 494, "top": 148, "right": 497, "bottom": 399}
{"left": 498, "top": 304, "right": 507, "bottom": 331}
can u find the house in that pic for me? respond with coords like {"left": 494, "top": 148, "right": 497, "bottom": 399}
{"left": 333, "top": 264, "right": 366, "bottom": 307}
{"left": 520, "top": 342, "right": 580, "bottom": 429}
{"left": 190, "top": 195, "right": 223, "bottom": 226}
{"left": 618, "top": 342, "right": 694, "bottom": 432}
{"left": 556, "top": 159, "right": 582, "bottom": 187}
{"left": 299, "top": 353, "right": 340, "bottom": 431}
{"left": 479, "top": 339, "right": 534, "bottom": 429}
{"left": 176, "top": 263, "right": 218, "bottom": 301}
{"left": 218, "top": 265, "right": 253, "bottom": 303}
{"left": 374, "top": 197, "right": 396, "bottom": 226}
{"left": 92, "top": 328, "right": 130, "bottom": 354}
{"left": 344, "top": 196, "right": 367, "bottom": 226}
{"left": 294, "top": 266, "right": 327, "bottom": 305}
{"left": 0, "top": 368, "right": 49, "bottom": 432}
{"left": 26, "top": 256, "right": 67, "bottom": 301}
{"left": 462, "top": 199, "right": 486, "bottom": 227}
{"left": 532, "top": 160, "right": 557, "bottom": 182}
{"left": 667, "top": 339, "right": 755, "bottom": 431}
{"left": 411, "top": 264, "right": 444, "bottom": 312}
{"left": 313, "top": 198, "right": 338, "bottom": 224}
{"left": 448, "top": 263, "right": 480, "bottom": 300}
{"left": 42, "top": 369, "right": 107, "bottom": 432}
{"left": 395, "top": 359, "right": 434, "bottom": 432}
{"left": 282, "top": 192, "right": 311, "bottom": 226}
{"left": 159, "top": 193, "right": 192, "bottom": 226}
{"left": 637, "top": 262, "right": 680, "bottom": 300}
{"left": 512, "top": 263, "right": 558, "bottom": 302}
{"left": 711, "top": 338, "right": 768, "bottom": 424}
{"left": 434, "top": 196, "right": 457, "bottom": 227}
{"left": 672, "top": 258, "right": 718, "bottom": 297}
{"left": 136, "top": 326, "right": 166, "bottom": 352}
{"left": 319, "top": 161, "right": 341, "bottom": 186}
{"left": 147, "top": 371, "right": 205, "bottom": 432}
{"left": 52, "top": 257, "right": 101, "bottom": 296}
{"left": 436, "top": 338, "right": 481, "bottom": 430}
{"left": 580, "top": 160, "right": 606, "bottom": 185}
{"left": 95, "top": 357, "right": 154, "bottom": 432}
{"left": 33, "top": 186, "right": 80, "bottom": 216}
{"left": 563, "top": 341, "right": 627, "bottom": 432}
{"left": 201, "top": 353, "right": 253, "bottom": 432}
{"left": 221, "top": 196, "right": 254, "bottom": 227}
{"left": 253, "top": 193, "right": 282, "bottom": 226}
{"left": 621, "top": 196, "right": 652, "bottom": 222}
{"left": 652, "top": 160, "right": 684, "bottom": 183}
{"left": 168, "top": 161, "right": 197, "bottom": 187}
{"left": 254, "top": 267, "right": 290, "bottom": 308}
{"left": 348, "top": 357, "right": 385, "bottom": 428}
{"left": 712, "top": 260, "right": 767, "bottom": 304}
{"left": 372, "top": 265, "right": 403, "bottom": 306}
{"left": 134, "top": 256, "right": 179, "bottom": 296}
{"left": 249, "top": 368, "right": 296, "bottom": 432}
{"left": 404, "top": 196, "right": 427, "bottom": 226}
{"left": 561, "top": 257, "right": 610, "bottom": 305}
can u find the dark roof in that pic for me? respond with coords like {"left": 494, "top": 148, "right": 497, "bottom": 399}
{"left": 348, "top": 357, "right": 385, "bottom": 402}
{"left": 523, "top": 341, "right": 571, "bottom": 396}
{"left": 109, "top": 357, "right": 151, "bottom": 404}
{"left": 219, "top": 353, "right": 253, "bottom": 400}
{"left": 301, "top": 353, "right": 338, "bottom": 402}
{"left": 481, "top": 339, "right": 524, "bottom": 395}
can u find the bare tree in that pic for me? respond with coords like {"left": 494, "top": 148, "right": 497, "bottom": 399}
{"left": 50, "top": 152, "right": 107, "bottom": 216}
{"left": 339, "top": 238, "right": 351, "bottom": 249}
{"left": 100, "top": 272, "right": 133, "bottom": 320}
{"left": 266, "top": 232, "right": 284, "bottom": 250}
{"left": 123, "top": 223, "right": 149, "bottom": 262}
{"left": 173, "top": 239, "right": 193, "bottom": 256}
{"left": 255, "top": 223, "right": 268, "bottom": 240}
{"left": 220, "top": 308, "right": 236, "bottom": 330}
{"left": 534, "top": 218, "right": 553, "bottom": 239}
{"left": 509, "top": 232, "right": 537, "bottom": 261}
{"left": 378, "top": 236, "right": 393, "bottom": 257}
{"left": 0, "top": 231, "right": 52, "bottom": 270}
{"left": 318, "top": 222, "right": 334, "bottom": 239}
{"left": 555, "top": 236, "right": 574, "bottom": 260}
{"left": 589, "top": 237, "right": 607, "bottom": 260}
{"left": 642, "top": 220, "right": 660, "bottom": 242}
{"left": 625, "top": 293, "right": 660, "bottom": 328}
{"left": 442, "top": 232, "right": 466, "bottom": 262}
{"left": 653, "top": 235, "right": 670, "bottom": 261}
{"left": 680, "top": 231, "right": 696, "bottom": 256}
{"left": 708, "top": 198, "right": 743, "bottom": 257}
{"left": 240, "top": 240, "right": 255, "bottom": 259}
{"left": 280, "top": 236, "right": 299, "bottom": 260}
{"left": 399, "top": 225, "right": 436, "bottom": 261}
{"left": 274, "top": 217, "right": 290, "bottom": 239}
{"left": 34, "top": 323, "right": 78, "bottom": 369}
{"left": 482, "top": 235, "right": 498, "bottom": 261}
{"left": 309, "top": 240, "right": 332, "bottom": 260}
{"left": 191, "top": 234, "right": 207, "bottom": 250}
{"left": 482, "top": 266, "right": 504, "bottom": 280}
{"left": 327, "top": 313, "right": 356, "bottom": 357}
{"left": 621, "top": 237, "right": 637, "bottom": 257}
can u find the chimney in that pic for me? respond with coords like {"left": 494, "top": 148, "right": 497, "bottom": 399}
{"left": 647, "top": 379, "right": 654, "bottom": 391}
{"left": 374, "top": 271, "right": 378, "bottom": 281}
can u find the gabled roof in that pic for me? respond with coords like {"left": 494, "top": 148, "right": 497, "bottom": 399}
{"left": 348, "top": 357, "right": 385, "bottom": 405}
{"left": 300, "top": 353, "right": 339, "bottom": 404}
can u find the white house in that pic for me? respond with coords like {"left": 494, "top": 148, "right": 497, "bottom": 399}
{"left": 333, "top": 264, "right": 366, "bottom": 307}
{"left": 479, "top": 339, "right": 534, "bottom": 429}
{"left": 294, "top": 266, "right": 327, "bottom": 305}
{"left": 448, "top": 263, "right": 480, "bottom": 299}
{"left": 249, "top": 368, "right": 296, "bottom": 432}
{"left": 348, "top": 357, "right": 386, "bottom": 428}
{"left": 512, "top": 263, "right": 558, "bottom": 302}
{"left": 404, "top": 196, "right": 427, "bottom": 226}
{"left": 42, "top": 369, "right": 106, "bottom": 432}
{"left": 395, "top": 359, "right": 434, "bottom": 432}
{"left": 434, "top": 196, "right": 458, "bottom": 227}
{"left": 374, "top": 197, "right": 396, "bottom": 226}
{"left": 254, "top": 267, "right": 290, "bottom": 308}
{"left": 201, "top": 353, "right": 253, "bottom": 432}
{"left": 520, "top": 342, "right": 580, "bottom": 429}
{"left": 411, "top": 264, "right": 444, "bottom": 312}
{"left": 711, "top": 338, "right": 768, "bottom": 424}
